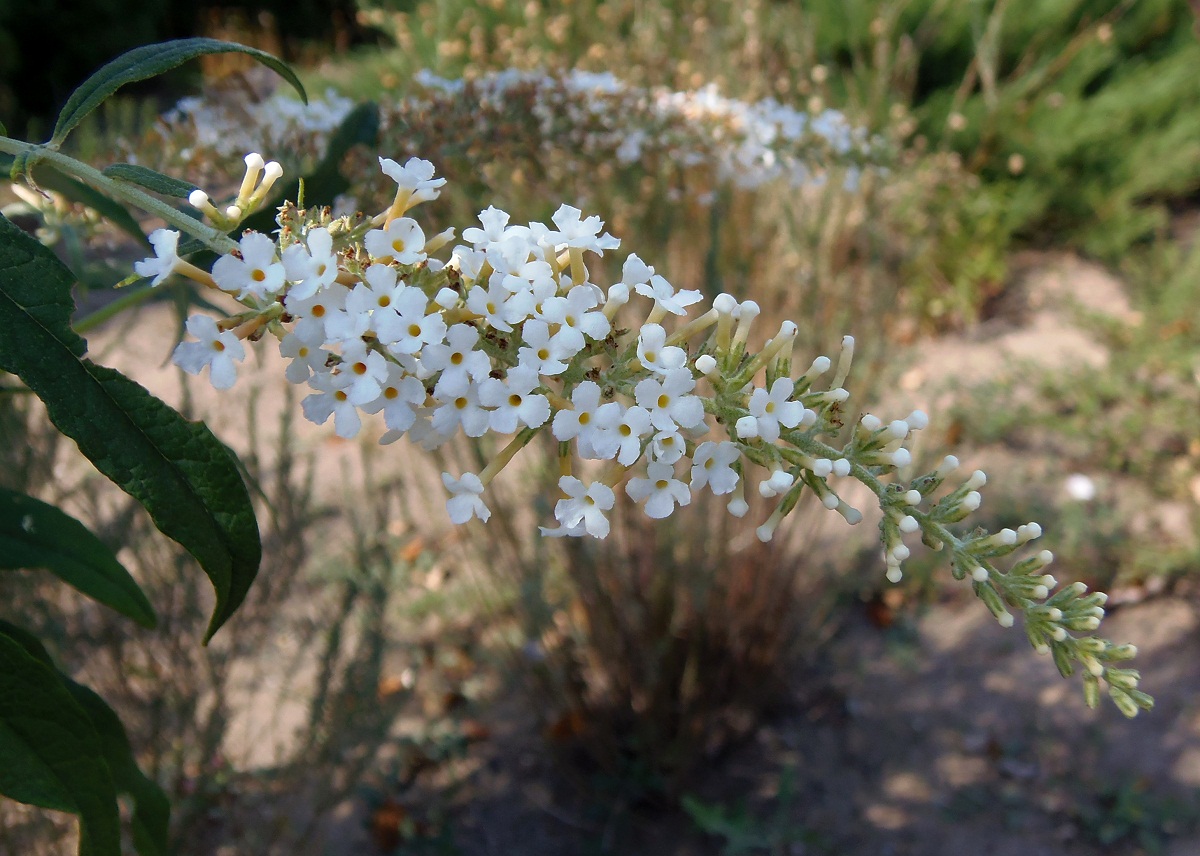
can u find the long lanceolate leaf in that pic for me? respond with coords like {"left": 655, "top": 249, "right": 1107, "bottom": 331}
{"left": 0, "top": 487, "right": 157, "bottom": 628}
{"left": 0, "top": 630, "right": 122, "bottom": 856}
{"left": 0, "top": 213, "right": 260, "bottom": 641}
{"left": 0, "top": 622, "right": 170, "bottom": 856}
{"left": 50, "top": 38, "right": 308, "bottom": 148}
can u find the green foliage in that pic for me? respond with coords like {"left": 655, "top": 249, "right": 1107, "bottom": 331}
{"left": 0, "top": 487, "right": 156, "bottom": 628}
{"left": 50, "top": 37, "right": 308, "bottom": 147}
{"left": 101, "top": 162, "right": 197, "bottom": 198}
{"left": 0, "top": 629, "right": 123, "bottom": 856}
{"left": 0, "top": 213, "right": 261, "bottom": 642}
{"left": 682, "top": 768, "right": 821, "bottom": 855}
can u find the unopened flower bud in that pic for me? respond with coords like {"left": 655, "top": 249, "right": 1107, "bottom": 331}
{"left": 899, "top": 515, "right": 919, "bottom": 533}
{"left": 832, "top": 458, "right": 851, "bottom": 477}
{"left": 695, "top": 354, "right": 717, "bottom": 375}
{"left": 904, "top": 489, "right": 921, "bottom": 505}
{"left": 965, "top": 470, "right": 987, "bottom": 490}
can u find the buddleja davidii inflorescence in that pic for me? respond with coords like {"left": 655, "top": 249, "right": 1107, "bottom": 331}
{"left": 136, "top": 151, "right": 1152, "bottom": 718}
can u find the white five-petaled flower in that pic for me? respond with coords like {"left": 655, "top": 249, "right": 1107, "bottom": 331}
{"left": 375, "top": 285, "right": 447, "bottom": 354}
{"left": 173, "top": 314, "right": 245, "bottom": 390}
{"left": 538, "top": 285, "right": 610, "bottom": 350}
{"left": 301, "top": 370, "right": 363, "bottom": 438}
{"left": 380, "top": 156, "right": 446, "bottom": 203}
{"left": 552, "top": 381, "right": 614, "bottom": 449}
{"left": 690, "top": 441, "right": 741, "bottom": 495}
{"left": 478, "top": 367, "right": 550, "bottom": 434}
{"left": 636, "top": 323, "right": 687, "bottom": 374}
{"left": 425, "top": 323, "right": 491, "bottom": 392}
{"left": 431, "top": 374, "right": 491, "bottom": 438}
{"left": 634, "top": 273, "right": 702, "bottom": 317}
{"left": 737, "top": 378, "right": 810, "bottom": 442}
{"left": 361, "top": 363, "right": 427, "bottom": 433}
{"left": 517, "top": 319, "right": 576, "bottom": 376}
{"left": 625, "top": 462, "right": 692, "bottom": 519}
{"left": 442, "top": 472, "right": 490, "bottom": 523}
{"left": 549, "top": 204, "right": 620, "bottom": 254}
{"left": 212, "top": 231, "right": 286, "bottom": 300}
{"left": 281, "top": 227, "right": 338, "bottom": 300}
{"left": 134, "top": 229, "right": 181, "bottom": 286}
{"left": 365, "top": 217, "right": 427, "bottom": 265}
{"left": 278, "top": 330, "right": 330, "bottom": 385}
{"left": 546, "top": 476, "right": 615, "bottom": 538}
{"left": 462, "top": 205, "right": 528, "bottom": 247}
{"left": 634, "top": 367, "right": 706, "bottom": 431}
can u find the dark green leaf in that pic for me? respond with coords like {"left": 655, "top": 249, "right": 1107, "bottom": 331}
{"left": 0, "top": 630, "right": 121, "bottom": 856}
{"left": 0, "top": 213, "right": 261, "bottom": 641}
{"left": 0, "top": 622, "right": 170, "bottom": 856}
{"left": 103, "top": 163, "right": 197, "bottom": 199}
{"left": 240, "top": 102, "right": 379, "bottom": 234}
{"left": 0, "top": 487, "right": 156, "bottom": 627}
{"left": 52, "top": 38, "right": 307, "bottom": 147}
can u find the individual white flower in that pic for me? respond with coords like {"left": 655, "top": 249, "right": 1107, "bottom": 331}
{"left": 625, "top": 461, "right": 692, "bottom": 519}
{"left": 739, "top": 378, "right": 810, "bottom": 442}
{"left": 539, "top": 285, "right": 610, "bottom": 350}
{"left": 618, "top": 253, "right": 655, "bottom": 289}
{"left": 465, "top": 279, "right": 533, "bottom": 332}
{"left": 517, "top": 319, "right": 575, "bottom": 376}
{"left": 361, "top": 363, "right": 427, "bottom": 433}
{"left": 649, "top": 428, "right": 686, "bottom": 464}
{"left": 634, "top": 273, "right": 702, "bottom": 317}
{"left": 552, "top": 381, "right": 612, "bottom": 448}
{"left": 611, "top": 404, "right": 653, "bottom": 465}
{"left": 636, "top": 323, "right": 687, "bottom": 374}
{"left": 345, "top": 264, "right": 407, "bottom": 336}
{"left": 336, "top": 340, "right": 389, "bottom": 405}
{"left": 462, "top": 205, "right": 528, "bottom": 247}
{"left": 173, "top": 314, "right": 245, "bottom": 390}
{"left": 375, "top": 286, "right": 447, "bottom": 354}
{"left": 380, "top": 156, "right": 446, "bottom": 204}
{"left": 691, "top": 441, "right": 741, "bottom": 495}
{"left": 478, "top": 367, "right": 550, "bottom": 433}
{"left": 425, "top": 323, "right": 491, "bottom": 392}
{"left": 278, "top": 330, "right": 330, "bottom": 384}
{"left": 134, "top": 229, "right": 181, "bottom": 286}
{"left": 281, "top": 226, "right": 338, "bottom": 300}
{"left": 212, "top": 231, "right": 286, "bottom": 300}
{"left": 548, "top": 476, "right": 615, "bottom": 538}
{"left": 634, "top": 367, "right": 705, "bottom": 431}
{"left": 549, "top": 204, "right": 620, "bottom": 253}
{"left": 449, "top": 245, "right": 487, "bottom": 281}
{"left": 431, "top": 374, "right": 490, "bottom": 438}
{"left": 442, "top": 471, "right": 490, "bottom": 523}
{"left": 285, "top": 283, "right": 350, "bottom": 343}
{"left": 365, "top": 217, "right": 427, "bottom": 265}
{"left": 301, "top": 371, "right": 362, "bottom": 438}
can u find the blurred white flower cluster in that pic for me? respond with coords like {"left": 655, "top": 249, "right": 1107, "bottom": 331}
{"left": 133, "top": 152, "right": 1151, "bottom": 717}
{"left": 409, "top": 68, "right": 875, "bottom": 190}
{"left": 146, "top": 70, "right": 878, "bottom": 194}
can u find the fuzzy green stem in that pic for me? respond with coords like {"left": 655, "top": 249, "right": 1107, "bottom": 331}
{"left": 0, "top": 137, "right": 237, "bottom": 254}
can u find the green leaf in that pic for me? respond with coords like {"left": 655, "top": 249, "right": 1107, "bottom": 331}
{"left": 0, "top": 212, "right": 261, "bottom": 641}
{"left": 0, "top": 630, "right": 122, "bottom": 856}
{"left": 103, "top": 163, "right": 197, "bottom": 199}
{"left": 0, "top": 622, "right": 170, "bottom": 856}
{"left": 51, "top": 38, "right": 307, "bottom": 147}
{"left": 0, "top": 487, "right": 156, "bottom": 627}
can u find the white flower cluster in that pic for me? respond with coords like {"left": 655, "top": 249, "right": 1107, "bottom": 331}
{"left": 154, "top": 88, "right": 356, "bottom": 163}
{"left": 142, "top": 70, "right": 878, "bottom": 197}
{"left": 408, "top": 68, "right": 875, "bottom": 190}
{"left": 133, "top": 151, "right": 1150, "bottom": 716}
